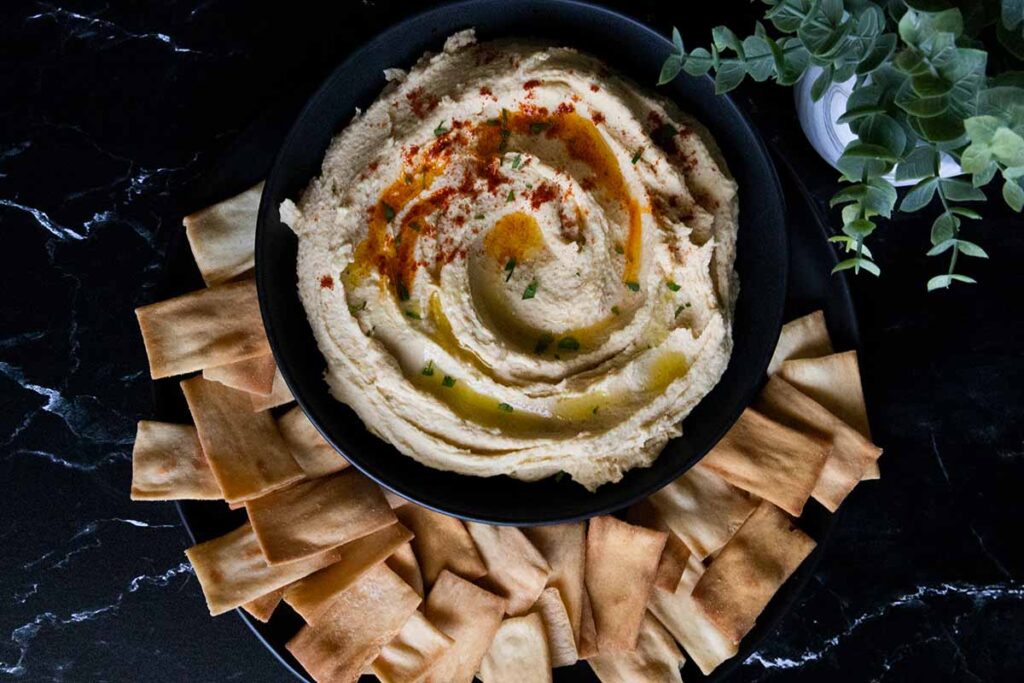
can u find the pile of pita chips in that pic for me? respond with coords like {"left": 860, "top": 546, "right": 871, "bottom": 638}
{"left": 132, "top": 188, "right": 880, "bottom": 683}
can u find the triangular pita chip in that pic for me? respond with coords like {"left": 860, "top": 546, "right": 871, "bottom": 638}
{"left": 286, "top": 564, "right": 421, "bottom": 683}
{"left": 691, "top": 501, "right": 816, "bottom": 644}
{"left": 625, "top": 500, "right": 691, "bottom": 593}
{"left": 242, "top": 587, "right": 284, "bottom": 623}
{"left": 756, "top": 375, "right": 882, "bottom": 511}
{"left": 394, "top": 505, "right": 486, "bottom": 587}
{"left": 647, "top": 462, "right": 758, "bottom": 560}
{"left": 589, "top": 612, "right": 685, "bottom": 683}
{"left": 181, "top": 376, "right": 302, "bottom": 503}
{"left": 130, "top": 420, "right": 221, "bottom": 500}
{"left": 250, "top": 366, "right": 294, "bottom": 412}
{"left": 135, "top": 279, "right": 269, "bottom": 379}
{"left": 246, "top": 468, "right": 396, "bottom": 564}
{"left": 184, "top": 182, "right": 263, "bottom": 286}
{"left": 767, "top": 310, "right": 833, "bottom": 375}
{"left": 700, "top": 408, "right": 830, "bottom": 517}
{"left": 584, "top": 516, "right": 667, "bottom": 653}
{"left": 530, "top": 587, "right": 578, "bottom": 668}
{"left": 466, "top": 523, "right": 550, "bottom": 616}
{"left": 203, "top": 353, "right": 277, "bottom": 396}
{"left": 283, "top": 522, "right": 412, "bottom": 623}
{"left": 387, "top": 542, "right": 425, "bottom": 598}
{"left": 523, "top": 523, "right": 586, "bottom": 645}
{"left": 423, "top": 570, "right": 508, "bottom": 683}
{"left": 479, "top": 613, "right": 552, "bottom": 683}
{"left": 372, "top": 611, "right": 454, "bottom": 683}
{"left": 278, "top": 406, "right": 348, "bottom": 478}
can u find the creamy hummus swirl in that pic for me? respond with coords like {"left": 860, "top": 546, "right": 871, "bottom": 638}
{"left": 281, "top": 30, "right": 738, "bottom": 490}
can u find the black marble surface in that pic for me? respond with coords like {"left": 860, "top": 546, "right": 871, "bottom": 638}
{"left": 1, "top": 1, "right": 1022, "bottom": 681}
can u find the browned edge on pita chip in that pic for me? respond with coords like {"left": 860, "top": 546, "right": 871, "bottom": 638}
{"left": 130, "top": 420, "right": 221, "bottom": 500}
{"left": 585, "top": 516, "right": 667, "bottom": 653}
{"left": 691, "top": 501, "right": 817, "bottom": 644}
{"left": 394, "top": 505, "right": 486, "bottom": 588}
{"left": 278, "top": 406, "right": 348, "bottom": 478}
{"left": 372, "top": 610, "right": 454, "bottom": 683}
{"left": 250, "top": 366, "right": 294, "bottom": 412}
{"left": 531, "top": 586, "right": 579, "bottom": 668}
{"left": 203, "top": 354, "right": 277, "bottom": 396}
{"left": 466, "top": 523, "right": 551, "bottom": 616}
{"left": 242, "top": 587, "right": 285, "bottom": 623}
{"left": 523, "top": 522, "right": 586, "bottom": 646}
{"left": 589, "top": 612, "right": 685, "bottom": 683}
{"left": 767, "top": 310, "right": 833, "bottom": 375}
{"left": 387, "top": 542, "right": 425, "bottom": 598}
{"left": 479, "top": 612, "right": 552, "bottom": 683}
{"left": 184, "top": 182, "right": 263, "bottom": 286}
{"left": 625, "top": 500, "right": 691, "bottom": 593}
{"left": 577, "top": 587, "right": 599, "bottom": 660}
{"left": 135, "top": 279, "right": 269, "bottom": 379}
{"left": 181, "top": 375, "right": 302, "bottom": 503}
{"left": 246, "top": 468, "right": 396, "bottom": 565}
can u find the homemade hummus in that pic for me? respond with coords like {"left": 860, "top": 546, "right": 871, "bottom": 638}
{"left": 281, "top": 30, "right": 738, "bottom": 490}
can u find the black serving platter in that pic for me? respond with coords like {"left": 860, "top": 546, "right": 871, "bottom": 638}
{"left": 255, "top": 0, "right": 789, "bottom": 525}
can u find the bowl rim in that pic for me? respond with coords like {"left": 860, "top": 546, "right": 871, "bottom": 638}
{"left": 255, "top": 0, "right": 788, "bottom": 525}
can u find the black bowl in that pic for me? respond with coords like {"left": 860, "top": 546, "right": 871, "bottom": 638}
{"left": 256, "top": 0, "right": 787, "bottom": 525}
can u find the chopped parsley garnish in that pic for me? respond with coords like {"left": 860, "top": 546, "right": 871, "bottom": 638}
{"left": 497, "top": 402, "right": 514, "bottom": 412}
{"left": 557, "top": 336, "right": 581, "bottom": 351}
{"left": 592, "top": 406, "right": 599, "bottom": 415}
{"left": 504, "top": 257, "right": 517, "bottom": 282}
{"left": 626, "top": 281, "right": 641, "bottom": 292}
{"left": 501, "top": 108, "right": 510, "bottom": 125}
{"left": 522, "top": 280, "right": 538, "bottom": 300}
{"left": 506, "top": 189, "right": 515, "bottom": 202}
{"left": 485, "top": 117, "right": 501, "bottom": 126}
{"left": 499, "top": 128, "right": 511, "bottom": 152}
{"left": 611, "top": 305, "right": 620, "bottom": 316}
{"left": 511, "top": 154, "right": 523, "bottom": 170}
{"left": 675, "top": 304, "right": 685, "bottom": 318}
{"left": 421, "top": 360, "right": 435, "bottom": 376}
{"left": 397, "top": 282, "right": 410, "bottom": 301}
{"left": 529, "top": 121, "right": 551, "bottom": 135}
{"left": 348, "top": 302, "right": 367, "bottom": 315}
{"left": 474, "top": 213, "right": 486, "bottom": 220}
{"left": 409, "top": 221, "right": 421, "bottom": 232}
{"left": 382, "top": 202, "right": 396, "bottom": 221}
{"left": 442, "top": 375, "right": 456, "bottom": 388}
{"left": 631, "top": 147, "right": 643, "bottom": 164}
{"left": 535, "top": 333, "right": 554, "bottom": 354}
{"left": 666, "top": 280, "right": 681, "bottom": 292}
{"left": 433, "top": 120, "right": 449, "bottom": 137}
{"left": 404, "top": 309, "right": 421, "bottom": 320}
{"left": 614, "top": 244, "right": 624, "bottom": 255}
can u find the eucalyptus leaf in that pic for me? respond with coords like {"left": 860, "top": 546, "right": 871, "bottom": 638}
{"left": 1005, "top": 0, "right": 1024, "bottom": 31}
{"left": 895, "top": 145, "right": 939, "bottom": 180}
{"left": 714, "top": 60, "right": 747, "bottom": 93}
{"left": 927, "top": 274, "right": 953, "bottom": 290}
{"left": 956, "top": 239, "right": 989, "bottom": 258}
{"left": 713, "top": 26, "right": 744, "bottom": 54}
{"left": 833, "top": 257, "right": 881, "bottom": 275}
{"left": 811, "top": 65, "right": 835, "bottom": 101}
{"left": 940, "top": 177, "right": 986, "bottom": 201}
{"left": 917, "top": 111, "right": 966, "bottom": 142}
{"left": 911, "top": 73, "right": 952, "bottom": 97}
{"left": 658, "top": 54, "right": 683, "bottom": 85}
{"left": 950, "top": 206, "right": 982, "bottom": 219}
{"left": 838, "top": 104, "right": 887, "bottom": 124}
{"left": 926, "top": 238, "right": 956, "bottom": 255}
{"left": 857, "top": 32, "right": 897, "bottom": 74}
{"left": 683, "top": 48, "right": 715, "bottom": 76}
{"left": 743, "top": 36, "right": 776, "bottom": 81}
{"left": 971, "top": 160, "right": 999, "bottom": 187}
{"left": 991, "top": 127, "right": 1024, "bottom": 166}
{"left": 843, "top": 218, "right": 876, "bottom": 237}
{"left": 672, "top": 26, "right": 684, "bottom": 52}
{"left": 1004, "top": 178, "right": 1024, "bottom": 211}
{"left": 930, "top": 211, "right": 960, "bottom": 244}
{"left": 964, "top": 115, "right": 1002, "bottom": 144}
{"left": 895, "top": 80, "right": 949, "bottom": 118}
{"left": 842, "top": 141, "right": 900, "bottom": 160}
{"left": 900, "top": 176, "right": 938, "bottom": 211}
{"left": 1005, "top": 165, "right": 1024, "bottom": 179}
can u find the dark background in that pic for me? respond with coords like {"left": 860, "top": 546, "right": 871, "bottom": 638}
{"left": 1, "top": 1, "right": 1022, "bottom": 681}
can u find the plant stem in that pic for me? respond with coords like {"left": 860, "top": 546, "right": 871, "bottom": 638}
{"left": 936, "top": 184, "right": 959, "bottom": 287}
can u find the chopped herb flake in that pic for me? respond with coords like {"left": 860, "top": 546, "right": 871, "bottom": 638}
{"left": 666, "top": 280, "right": 681, "bottom": 292}
{"left": 442, "top": 375, "right": 456, "bottom": 387}
{"left": 421, "top": 360, "right": 434, "bottom": 376}
{"left": 631, "top": 147, "right": 643, "bottom": 164}
{"left": 504, "top": 257, "right": 516, "bottom": 282}
{"left": 611, "top": 305, "right": 620, "bottom": 315}
{"left": 382, "top": 202, "right": 396, "bottom": 221}
{"left": 534, "top": 333, "right": 554, "bottom": 354}
{"left": 592, "top": 406, "right": 599, "bottom": 415}
{"left": 409, "top": 221, "right": 421, "bottom": 232}
{"left": 397, "top": 282, "right": 410, "bottom": 301}
{"left": 433, "top": 120, "right": 449, "bottom": 137}
{"left": 485, "top": 117, "right": 501, "bottom": 126}
{"left": 497, "top": 402, "right": 514, "bottom": 412}
{"left": 511, "top": 154, "right": 522, "bottom": 169}
{"left": 499, "top": 128, "right": 511, "bottom": 152}
{"left": 474, "top": 213, "right": 486, "bottom": 220}
{"left": 675, "top": 304, "right": 684, "bottom": 317}
{"left": 553, "top": 471, "right": 566, "bottom": 482}
{"left": 405, "top": 309, "right": 421, "bottom": 320}
{"left": 557, "top": 336, "right": 581, "bottom": 351}
{"left": 529, "top": 122, "right": 550, "bottom": 134}
{"left": 522, "top": 280, "right": 538, "bottom": 300}
{"left": 626, "top": 281, "right": 640, "bottom": 292}
{"left": 506, "top": 189, "right": 515, "bottom": 202}
{"left": 614, "top": 244, "right": 624, "bottom": 255}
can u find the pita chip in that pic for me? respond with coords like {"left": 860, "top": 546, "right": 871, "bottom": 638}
{"left": 577, "top": 588, "right": 599, "bottom": 660}
{"left": 647, "top": 463, "right": 758, "bottom": 560}
{"left": 130, "top": 420, "right": 221, "bottom": 500}
{"left": 648, "top": 555, "right": 737, "bottom": 675}
{"left": 372, "top": 611, "right": 454, "bottom": 683}
{"left": 250, "top": 367, "right": 294, "bottom": 412}
{"left": 394, "top": 506, "right": 486, "bottom": 587}
{"left": 589, "top": 613, "right": 685, "bottom": 683}
{"left": 286, "top": 563, "right": 421, "bottom": 683}
{"left": 479, "top": 613, "right": 552, "bottom": 683}
{"left": 278, "top": 406, "right": 348, "bottom": 478}
{"left": 585, "top": 516, "right": 667, "bottom": 653}
{"left": 203, "top": 353, "right": 277, "bottom": 396}
{"left": 184, "top": 182, "right": 263, "bottom": 286}
{"left": 242, "top": 587, "right": 284, "bottom": 623}
{"left": 756, "top": 375, "right": 882, "bottom": 511}
{"left": 767, "top": 310, "right": 833, "bottom": 375}
{"left": 181, "top": 376, "right": 302, "bottom": 503}
{"left": 466, "top": 523, "right": 551, "bottom": 616}
{"left": 423, "top": 570, "right": 508, "bottom": 683}
{"left": 531, "top": 587, "right": 578, "bottom": 667}
{"left": 691, "top": 501, "right": 816, "bottom": 644}
{"left": 387, "top": 542, "right": 425, "bottom": 597}
{"left": 625, "top": 500, "right": 691, "bottom": 593}
{"left": 246, "top": 468, "right": 395, "bottom": 564}
{"left": 185, "top": 521, "right": 350, "bottom": 616}
{"left": 700, "top": 408, "right": 830, "bottom": 517}
{"left": 283, "top": 522, "right": 412, "bottom": 623}
{"left": 523, "top": 523, "right": 586, "bottom": 644}
{"left": 135, "top": 279, "right": 270, "bottom": 379}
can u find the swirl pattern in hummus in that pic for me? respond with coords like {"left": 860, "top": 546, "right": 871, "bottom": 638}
{"left": 281, "top": 30, "right": 739, "bottom": 491}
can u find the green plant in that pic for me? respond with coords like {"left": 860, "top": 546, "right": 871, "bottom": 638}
{"left": 659, "top": 0, "right": 1024, "bottom": 290}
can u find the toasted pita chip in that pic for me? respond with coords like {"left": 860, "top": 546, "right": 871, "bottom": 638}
{"left": 691, "top": 501, "right": 816, "bottom": 644}
{"left": 136, "top": 279, "right": 270, "bottom": 379}
{"left": 479, "top": 613, "right": 552, "bottom": 683}
{"left": 287, "top": 563, "right": 421, "bottom": 683}
{"left": 423, "top": 570, "right": 508, "bottom": 683}
{"left": 577, "top": 588, "right": 599, "bottom": 660}
{"left": 250, "top": 367, "right": 294, "bottom": 412}
{"left": 589, "top": 612, "right": 685, "bottom": 683}
{"left": 242, "top": 587, "right": 284, "bottom": 623}
{"left": 247, "top": 469, "right": 396, "bottom": 564}
{"left": 523, "top": 523, "right": 586, "bottom": 645}
{"left": 184, "top": 183, "right": 263, "bottom": 286}
{"left": 625, "top": 500, "right": 691, "bottom": 593}
{"left": 181, "top": 376, "right": 302, "bottom": 503}
{"left": 756, "top": 376, "right": 882, "bottom": 511}
{"left": 466, "top": 523, "right": 550, "bottom": 616}
{"left": 778, "top": 350, "right": 876, "bottom": 478}
{"left": 647, "top": 463, "right": 758, "bottom": 560}
{"left": 531, "top": 587, "right": 578, "bottom": 667}
{"left": 767, "top": 310, "right": 833, "bottom": 375}
{"left": 278, "top": 406, "right": 348, "bottom": 478}
{"left": 283, "top": 522, "right": 412, "bottom": 623}
{"left": 387, "top": 542, "right": 425, "bottom": 598}
{"left": 384, "top": 489, "right": 411, "bottom": 508}
{"left": 186, "top": 522, "right": 350, "bottom": 616}
{"left": 203, "top": 354, "right": 277, "bottom": 396}
{"left": 373, "top": 611, "right": 454, "bottom": 683}
{"left": 130, "top": 420, "right": 221, "bottom": 500}
{"left": 585, "top": 516, "right": 667, "bottom": 653}
{"left": 700, "top": 408, "right": 830, "bottom": 517}
{"left": 394, "top": 506, "right": 486, "bottom": 587}
{"left": 648, "top": 555, "right": 737, "bottom": 675}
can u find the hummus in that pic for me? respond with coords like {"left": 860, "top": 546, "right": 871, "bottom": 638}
{"left": 281, "top": 30, "right": 739, "bottom": 491}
